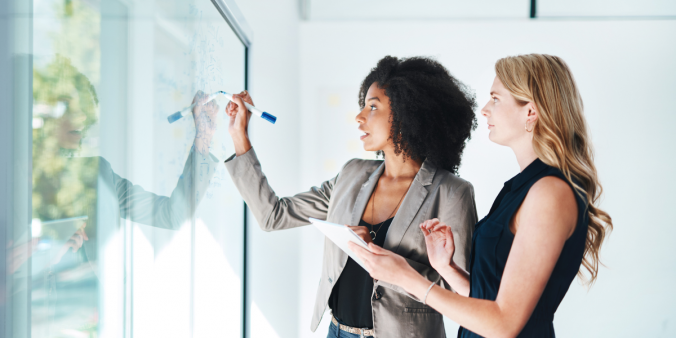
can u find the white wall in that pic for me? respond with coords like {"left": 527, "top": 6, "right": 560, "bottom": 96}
{"left": 297, "top": 19, "right": 676, "bottom": 337}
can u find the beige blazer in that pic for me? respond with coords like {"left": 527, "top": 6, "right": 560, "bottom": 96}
{"left": 225, "top": 148, "right": 477, "bottom": 338}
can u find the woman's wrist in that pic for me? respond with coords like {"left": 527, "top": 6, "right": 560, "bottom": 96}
{"left": 401, "top": 270, "right": 433, "bottom": 300}
{"left": 436, "top": 261, "right": 463, "bottom": 282}
{"left": 232, "top": 133, "right": 252, "bottom": 156}
{"left": 194, "top": 132, "right": 210, "bottom": 155}
{"left": 440, "top": 261, "right": 460, "bottom": 276}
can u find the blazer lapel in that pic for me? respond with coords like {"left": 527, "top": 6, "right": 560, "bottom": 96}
{"left": 383, "top": 159, "right": 437, "bottom": 252}
{"left": 350, "top": 162, "right": 385, "bottom": 226}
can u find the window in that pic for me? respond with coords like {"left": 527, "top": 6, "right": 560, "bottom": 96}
{"left": 2, "top": 0, "right": 250, "bottom": 336}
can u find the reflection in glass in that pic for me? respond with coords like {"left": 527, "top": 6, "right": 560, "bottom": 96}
{"left": 6, "top": 0, "right": 247, "bottom": 336}
{"left": 25, "top": 55, "right": 220, "bottom": 336}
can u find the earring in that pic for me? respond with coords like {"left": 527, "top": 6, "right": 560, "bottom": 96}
{"left": 525, "top": 121, "right": 534, "bottom": 132}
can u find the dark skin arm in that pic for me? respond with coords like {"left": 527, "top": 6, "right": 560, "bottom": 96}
{"left": 226, "top": 88, "right": 416, "bottom": 245}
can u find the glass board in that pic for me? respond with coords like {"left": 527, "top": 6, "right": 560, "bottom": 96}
{"left": 7, "top": 0, "right": 247, "bottom": 336}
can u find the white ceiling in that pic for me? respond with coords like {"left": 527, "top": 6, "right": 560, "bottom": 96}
{"left": 306, "top": 0, "right": 531, "bottom": 20}
{"left": 539, "top": 0, "right": 676, "bottom": 17}
{"left": 305, "top": 0, "right": 676, "bottom": 20}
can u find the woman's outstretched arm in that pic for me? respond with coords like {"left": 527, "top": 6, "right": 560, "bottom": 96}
{"left": 350, "top": 176, "right": 577, "bottom": 338}
{"left": 223, "top": 91, "right": 345, "bottom": 232}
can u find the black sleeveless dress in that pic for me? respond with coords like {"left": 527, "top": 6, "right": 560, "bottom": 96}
{"left": 458, "top": 159, "right": 588, "bottom": 338}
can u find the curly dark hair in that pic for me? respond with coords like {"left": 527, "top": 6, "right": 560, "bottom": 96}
{"left": 358, "top": 56, "right": 478, "bottom": 174}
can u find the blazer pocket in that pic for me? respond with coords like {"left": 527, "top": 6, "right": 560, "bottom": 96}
{"left": 404, "top": 306, "right": 445, "bottom": 337}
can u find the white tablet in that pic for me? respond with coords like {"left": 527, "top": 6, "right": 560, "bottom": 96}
{"left": 309, "top": 218, "right": 371, "bottom": 272}
{"left": 40, "top": 216, "right": 88, "bottom": 243}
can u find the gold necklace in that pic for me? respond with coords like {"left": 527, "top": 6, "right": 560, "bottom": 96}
{"left": 370, "top": 178, "right": 414, "bottom": 240}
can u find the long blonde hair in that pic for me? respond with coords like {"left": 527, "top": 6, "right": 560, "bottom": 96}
{"left": 495, "top": 54, "right": 612, "bottom": 286}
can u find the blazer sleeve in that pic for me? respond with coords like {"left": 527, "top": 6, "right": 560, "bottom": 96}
{"left": 114, "top": 147, "right": 219, "bottom": 230}
{"left": 224, "top": 148, "right": 341, "bottom": 232}
{"left": 440, "top": 181, "right": 478, "bottom": 271}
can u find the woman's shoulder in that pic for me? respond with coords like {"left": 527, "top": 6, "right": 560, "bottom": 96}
{"left": 431, "top": 168, "right": 474, "bottom": 202}
{"left": 340, "top": 158, "right": 383, "bottom": 173}
{"left": 434, "top": 168, "right": 473, "bottom": 190}
{"left": 541, "top": 164, "right": 566, "bottom": 180}
{"left": 532, "top": 165, "right": 582, "bottom": 204}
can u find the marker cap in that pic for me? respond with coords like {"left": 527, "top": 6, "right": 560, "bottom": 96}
{"left": 167, "top": 111, "right": 183, "bottom": 123}
{"left": 261, "top": 112, "right": 277, "bottom": 124}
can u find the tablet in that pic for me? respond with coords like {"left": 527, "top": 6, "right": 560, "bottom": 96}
{"left": 309, "top": 218, "right": 371, "bottom": 272}
{"left": 40, "top": 216, "right": 88, "bottom": 243}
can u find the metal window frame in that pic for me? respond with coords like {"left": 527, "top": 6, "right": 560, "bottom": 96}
{"left": 211, "top": 0, "right": 253, "bottom": 47}
{"left": 1, "top": 0, "right": 34, "bottom": 336}
{"left": 208, "top": 1, "right": 252, "bottom": 337}
{"left": 242, "top": 48, "right": 250, "bottom": 338}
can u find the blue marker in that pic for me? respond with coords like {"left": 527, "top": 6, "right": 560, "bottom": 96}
{"left": 219, "top": 91, "right": 277, "bottom": 124}
{"left": 167, "top": 92, "right": 221, "bottom": 123}
{"left": 167, "top": 91, "right": 277, "bottom": 124}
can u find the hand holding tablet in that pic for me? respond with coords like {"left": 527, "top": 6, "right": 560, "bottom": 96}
{"left": 309, "top": 218, "right": 372, "bottom": 271}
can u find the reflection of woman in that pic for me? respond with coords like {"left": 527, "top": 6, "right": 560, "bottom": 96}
{"left": 225, "top": 56, "right": 478, "bottom": 337}
{"left": 30, "top": 57, "right": 220, "bottom": 240}
{"left": 14, "top": 56, "right": 221, "bottom": 335}
{"left": 350, "top": 54, "right": 613, "bottom": 338}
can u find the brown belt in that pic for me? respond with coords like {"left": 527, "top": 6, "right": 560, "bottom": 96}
{"left": 331, "top": 315, "right": 375, "bottom": 337}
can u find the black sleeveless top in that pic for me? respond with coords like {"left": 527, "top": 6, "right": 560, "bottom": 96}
{"left": 328, "top": 217, "right": 394, "bottom": 329}
{"left": 458, "top": 159, "right": 588, "bottom": 338}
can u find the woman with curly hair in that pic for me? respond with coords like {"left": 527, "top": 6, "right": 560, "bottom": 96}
{"left": 351, "top": 54, "right": 613, "bottom": 338}
{"left": 224, "top": 55, "right": 478, "bottom": 338}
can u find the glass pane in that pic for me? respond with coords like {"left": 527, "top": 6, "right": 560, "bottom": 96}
{"left": 7, "top": 0, "right": 247, "bottom": 336}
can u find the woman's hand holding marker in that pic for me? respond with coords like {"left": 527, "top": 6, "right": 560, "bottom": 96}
{"left": 225, "top": 90, "right": 254, "bottom": 156}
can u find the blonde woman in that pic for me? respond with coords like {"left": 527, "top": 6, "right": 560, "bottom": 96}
{"left": 350, "top": 54, "right": 613, "bottom": 338}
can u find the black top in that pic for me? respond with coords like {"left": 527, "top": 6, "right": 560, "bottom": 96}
{"left": 328, "top": 217, "right": 394, "bottom": 329}
{"left": 458, "top": 159, "right": 588, "bottom": 338}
